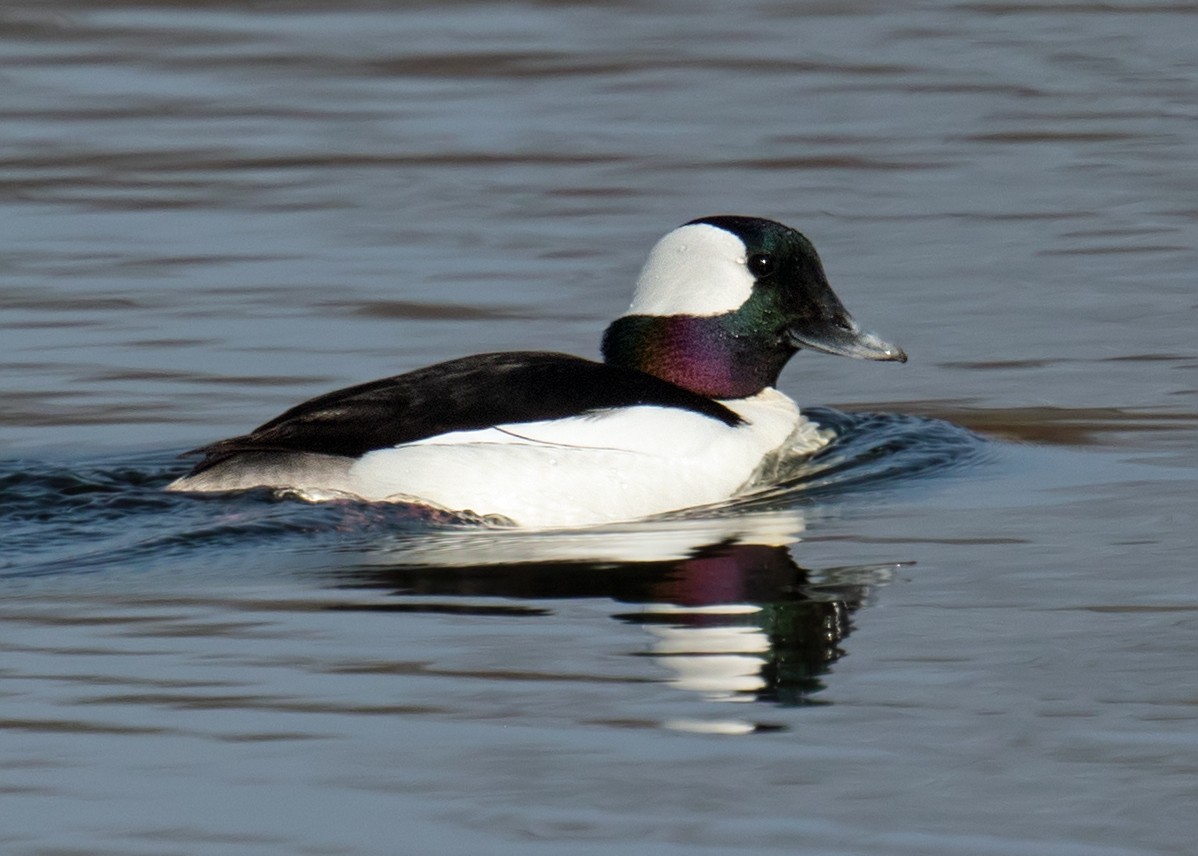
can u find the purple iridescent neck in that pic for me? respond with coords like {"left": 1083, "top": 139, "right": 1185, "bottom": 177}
{"left": 601, "top": 314, "right": 793, "bottom": 400}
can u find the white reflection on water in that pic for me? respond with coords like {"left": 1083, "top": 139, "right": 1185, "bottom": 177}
{"left": 327, "top": 506, "right": 902, "bottom": 727}
{"left": 355, "top": 508, "right": 808, "bottom": 566}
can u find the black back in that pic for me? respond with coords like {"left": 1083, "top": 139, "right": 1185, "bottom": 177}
{"left": 182, "top": 351, "right": 742, "bottom": 474}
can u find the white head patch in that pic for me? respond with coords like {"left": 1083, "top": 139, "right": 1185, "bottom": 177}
{"left": 624, "top": 223, "right": 755, "bottom": 318}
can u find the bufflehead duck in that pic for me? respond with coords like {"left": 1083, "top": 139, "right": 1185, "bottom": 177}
{"left": 167, "top": 216, "right": 906, "bottom": 527}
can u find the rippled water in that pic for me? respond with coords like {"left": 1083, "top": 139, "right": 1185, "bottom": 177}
{"left": 2, "top": 2, "right": 1196, "bottom": 855}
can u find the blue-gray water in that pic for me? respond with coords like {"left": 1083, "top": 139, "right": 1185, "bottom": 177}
{"left": 2, "top": 2, "right": 1196, "bottom": 855}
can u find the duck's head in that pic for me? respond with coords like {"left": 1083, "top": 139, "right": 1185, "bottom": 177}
{"left": 601, "top": 215, "right": 906, "bottom": 399}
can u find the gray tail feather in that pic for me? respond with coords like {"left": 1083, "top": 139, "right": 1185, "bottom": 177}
{"left": 166, "top": 450, "right": 356, "bottom": 494}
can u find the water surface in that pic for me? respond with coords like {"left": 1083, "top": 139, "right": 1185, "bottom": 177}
{"left": 2, "top": 2, "right": 1196, "bottom": 854}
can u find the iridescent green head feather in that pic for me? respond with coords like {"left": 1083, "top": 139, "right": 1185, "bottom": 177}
{"left": 602, "top": 216, "right": 905, "bottom": 399}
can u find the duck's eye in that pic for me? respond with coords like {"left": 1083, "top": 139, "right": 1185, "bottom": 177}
{"left": 747, "top": 253, "right": 776, "bottom": 277}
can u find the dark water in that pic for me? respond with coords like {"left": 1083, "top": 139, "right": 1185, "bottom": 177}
{"left": 2, "top": 2, "right": 1196, "bottom": 855}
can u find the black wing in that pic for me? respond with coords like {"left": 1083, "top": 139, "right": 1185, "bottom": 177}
{"left": 181, "top": 352, "right": 742, "bottom": 475}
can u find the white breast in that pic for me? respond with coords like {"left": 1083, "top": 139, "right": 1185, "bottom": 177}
{"left": 342, "top": 389, "right": 815, "bottom": 528}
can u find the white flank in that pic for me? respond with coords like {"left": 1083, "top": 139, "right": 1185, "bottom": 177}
{"left": 343, "top": 389, "right": 807, "bottom": 528}
{"left": 625, "top": 223, "right": 754, "bottom": 317}
{"left": 168, "top": 390, "right": 827, "bottom": 528}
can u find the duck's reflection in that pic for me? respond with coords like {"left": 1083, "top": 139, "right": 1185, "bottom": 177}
{"left": 330, "top": 514, "right": 897, "bottom": 712}
{"left": 612, "top": 542, "right": 864, "bottom": 706}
